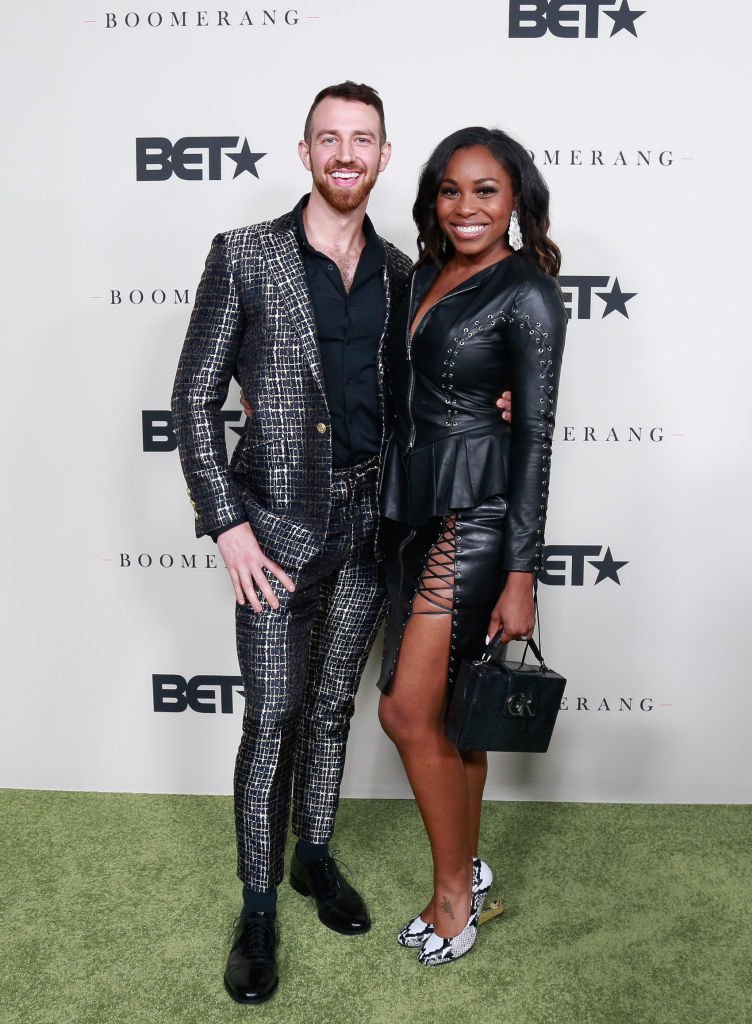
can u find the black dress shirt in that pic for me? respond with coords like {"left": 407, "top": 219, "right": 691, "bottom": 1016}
{"left": 293, "top": 195, "right": 385, "bottom": 468}
{"left": 211, "top": 197, "right": 387, "bottom": 540}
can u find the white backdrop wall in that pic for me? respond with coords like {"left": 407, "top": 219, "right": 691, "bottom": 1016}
{"left": 2, "top": 1, "right": 751, "bottom": 802}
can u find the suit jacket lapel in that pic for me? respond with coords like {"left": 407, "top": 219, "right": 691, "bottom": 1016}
{"left": 260, "top": 227, "right": 325, "bottom": 395}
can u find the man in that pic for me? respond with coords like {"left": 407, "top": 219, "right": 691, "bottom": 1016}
{"left": 172, "top": 82, "right": 412, "bottom": 1005}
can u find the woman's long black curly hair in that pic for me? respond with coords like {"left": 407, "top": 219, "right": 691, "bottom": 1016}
{"left": 413, "top": 127, "right": 561, "bottom": 277}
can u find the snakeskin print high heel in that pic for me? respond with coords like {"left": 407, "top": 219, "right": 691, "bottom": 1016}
{"left": 417, "top": 905, "right": 479, "bottom": 966}
{"left": 396, "top": 858, "right": 492, "bottom": 948}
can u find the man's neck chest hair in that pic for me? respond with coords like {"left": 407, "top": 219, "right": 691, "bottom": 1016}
{"left": 315, "top": 241, "right": 364, "bottom": 293}
{"left": 334, "top": 252, "right": 360, "bottom": 292}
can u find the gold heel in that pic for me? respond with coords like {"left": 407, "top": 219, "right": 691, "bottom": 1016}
{"left": 478, "top": 899, "right": 504, "bottom": 926}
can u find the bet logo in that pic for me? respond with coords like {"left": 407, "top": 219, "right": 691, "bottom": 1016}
{"left": 142, "top": 410, "right": 243, "bottom": 452}
{"left": 540, "top": 545, "right": 628, "bottom": 586}
{"left": 136, "top": 137, "right": 265, "bottom": 181}
{"left": 509, "top": 1, "right": 645, "bottom": 39}
{"left": 153, "top": 675, "right": 244, "bottom": 713}
{"left": 559, "top": 276, "right": 637, "bottom": 319}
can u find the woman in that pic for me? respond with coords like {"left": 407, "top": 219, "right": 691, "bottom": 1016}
{"left": 377, "top": 127, "right": 566, "bottom": 966}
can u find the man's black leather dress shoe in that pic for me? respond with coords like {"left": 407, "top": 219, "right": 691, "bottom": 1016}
{"left": 223, "top": 912, "right": 279, "bottom": 1005}
{"left": 290, "top": 851, "right": 371, "bottom": 934}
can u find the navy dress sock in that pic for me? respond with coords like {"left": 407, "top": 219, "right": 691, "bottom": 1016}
{"left": 295, "top": 839, "right": 330, "bottom": 864}
{"left": 242, "top": 886, "right": 277, "bottom": 916}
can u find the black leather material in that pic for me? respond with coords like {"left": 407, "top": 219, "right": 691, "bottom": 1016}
{"left": 377, "top": 496, "right": 508, "bottom": 693}
{"left": 381, "top": 253, "right": 566, "bottom": 573}
{"left": 223, "top": 912, "right": 279, "bottom": 1005}
{"left": 289, "top": 852, "right": 371, "bottom": 935}
{"left": 445, "top": 634, "right": 567, "bottom": 753}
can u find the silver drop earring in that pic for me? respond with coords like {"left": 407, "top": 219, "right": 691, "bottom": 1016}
{"left": 508, "top": 209, "right": 523, "bottom": 251}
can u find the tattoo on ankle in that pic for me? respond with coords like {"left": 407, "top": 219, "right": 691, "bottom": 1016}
{"left": 440, "top": 897, "right": 455, "bottom": 920}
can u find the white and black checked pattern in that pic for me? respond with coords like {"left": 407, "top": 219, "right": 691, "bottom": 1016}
{"left": 171, "top": 206, "right": 410, "bottom": 890}
{"left": 234, "top": 466, "right": 385, "bottom": 890}
{"left": 172, "top": 208, "right": 412, "bottom": 563}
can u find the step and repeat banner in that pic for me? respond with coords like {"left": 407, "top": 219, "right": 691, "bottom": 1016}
{"left": 2, "top": 2, "right": 750, "bottom": 802}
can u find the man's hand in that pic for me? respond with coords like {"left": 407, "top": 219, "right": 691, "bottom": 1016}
{"left": 240, "top": 390, "right": 253, "bottom": 418}
{"left": 496, "top": 390, "right": 512, "bottom": 422}
{"left": 217, "top": 522, "right": 295, "bottom": 612}
{"left": 487, "top": 571, "right": 534, "bottom": 644}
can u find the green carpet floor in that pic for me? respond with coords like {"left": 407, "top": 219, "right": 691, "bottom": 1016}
{"left": 2, "top": 792, "right": 750, "bottom": 1024}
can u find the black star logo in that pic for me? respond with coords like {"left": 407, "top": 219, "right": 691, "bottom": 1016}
{"left": 605, "top": 1, "right": 645, "bottom": 37}
{"left": 588, "top": 547, "right": 629, "bottom": 585}
{"left": 227, "top": 139, "right": 266, "bottom": 179}
{"left": 595, "top": 278, "right": 637, "bottom": 318}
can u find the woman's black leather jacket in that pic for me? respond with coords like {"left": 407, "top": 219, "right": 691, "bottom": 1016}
{"left": 380, "top": 253, "right": 567, "bottom": 573}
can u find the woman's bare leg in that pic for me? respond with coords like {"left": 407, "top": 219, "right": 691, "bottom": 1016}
{"left": 462, "top": 750, "right": 488, "bottom": 857}
{"left": 402, "top": 751, "right": 487, "bottom": 927}
{"left": 378, "top": 517, "right": 474, "bottom": 938}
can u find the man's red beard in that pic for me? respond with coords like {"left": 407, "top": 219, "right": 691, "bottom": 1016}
{"left": 313, "top": 160, "right": 377, "bottom": 213}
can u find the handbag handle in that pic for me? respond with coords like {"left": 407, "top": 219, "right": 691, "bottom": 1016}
{"left": 484, "top": 632, "right": 548, "bottom": 669}
{"left": 481, "top": 632, "right": 508, "bottom": 664}
{"left": 522, "top": 583, "right": 548, "bottom": 669}
{"left": 521, "top": 635, "right": 548, "bottom": 670}
{"left": 483, "top": 580, "right": 549, "bottom": 668}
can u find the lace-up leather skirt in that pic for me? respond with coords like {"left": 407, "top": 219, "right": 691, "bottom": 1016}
{"left": 377, "top": 495, "right": 508, "bottom": 693}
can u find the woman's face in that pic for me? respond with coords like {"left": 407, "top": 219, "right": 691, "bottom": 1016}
{"left": 436, "top": 145, "right": 517, "bottom": 265}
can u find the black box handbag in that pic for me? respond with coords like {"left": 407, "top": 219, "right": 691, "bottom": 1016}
{"left": 445, "top": 635, "right": 566, "bottom": 753}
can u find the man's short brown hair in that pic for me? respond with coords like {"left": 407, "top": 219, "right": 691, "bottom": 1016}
{"left": 303, "top": 81, "right": 386, "bottom": 146}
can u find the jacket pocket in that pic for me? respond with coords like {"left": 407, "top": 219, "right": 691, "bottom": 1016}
{"left": 229, "top": 435, "right": 282, "bottom": 478}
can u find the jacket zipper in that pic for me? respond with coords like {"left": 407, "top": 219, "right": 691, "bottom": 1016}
{"left": 405, "top": 275, "right": 418, "bottom": 451}
{"left": 377, "top": 264, "right": 391, "bottom": 458}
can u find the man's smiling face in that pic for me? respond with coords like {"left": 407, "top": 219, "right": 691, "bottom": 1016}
{"left": 299, "top": 97, "right": 391, "bottom": 213}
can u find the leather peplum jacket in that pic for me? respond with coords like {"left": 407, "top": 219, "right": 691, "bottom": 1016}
{"left": 380, "top": 252, "right": 567, "bottom": 573}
